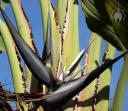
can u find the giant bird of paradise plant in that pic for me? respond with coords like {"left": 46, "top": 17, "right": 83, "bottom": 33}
{"left": 0, "top": 0, "right": 128, "bottom": 111}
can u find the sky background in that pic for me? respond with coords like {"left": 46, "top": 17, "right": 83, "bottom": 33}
{"left": 0, "top": 0, "right": 127, "bottom": 110}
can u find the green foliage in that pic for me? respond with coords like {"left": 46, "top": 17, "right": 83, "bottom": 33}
{"left": 81, "top": 0, "right": 127, "bottom": 51}
{"left": 112, "top": 55, "right": 128, "bottom": 111}
{"left": 0, "top": 0, "right": 9, "bottom": 54}
{"left": 105, "top": 0, "right": 128, "bottom": 50}
{"left": 0, "top": 34, "right": 5, "bottom": 52}
{"left": 77, "top": 32, "right": 102, "bottom": 111}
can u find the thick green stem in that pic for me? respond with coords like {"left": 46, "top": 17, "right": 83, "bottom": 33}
{"left": 9, "top": 0, "right": 34, "bottom": 48}
{"left": 0, "top": 19, "right": 28, "bottom": 110}
{"left": 40, "top": 0, "right": 50, "bottom": 42}
{"left": 77, "top": 32, "right": 101, "bottom": 111}
{"left": 40, "top": 0, "right": 61, "bottom": 75}
{"left": 9, "top": 0, "right": 40, "bottom": 93}
{"left": 112, "top": 55, "right": 128, "bottom": 111}
{"left": 96, "top": 43, "right": 115, "bottom": 111}
{"left": 0, "top": 19, "right": 24, "bottom": 92}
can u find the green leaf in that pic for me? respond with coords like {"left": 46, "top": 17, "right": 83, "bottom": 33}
{"left": 61, "top": 0, "right": 80, "bottom": 72}
{"left": 81, "top": 0, "right": 125, "bottom": 51}
{"left": 0, "top": 1, "right": 6, "bottom": 54}
{"left": 96, "top": 43, "right": 115, "bottom": 111}
{"left": 0, "top": 19, "right": 25, "bottom": 93}
{"left": 55, "top": 0, "right": 80, "bottom": 110}
{"left": 105, "top": 0, "right": 128, "bottom": 50}
{"left": 64, "top": 49, "right": 85, "bottom": 81}
{"left": 56, "top": 0, "right": 67, "bottom": 31}
{"left": 112, "top": 55, "right": 128, "bottom": 111}
{"left": 77, "top": 32, "right": 102, "bottom": 111}
{"left": 40, "top": 0, "right": 61, "bottom": 75}
{"left": 0, "top": 34, "right": 5, "bottom": 52}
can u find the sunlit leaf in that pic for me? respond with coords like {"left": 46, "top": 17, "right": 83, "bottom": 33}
{"left": 0, "top": 19, "right": 25, "bottom": 93}
{"left": 0, "top": 34, "right": 5, "bottom": 53}
{"left": 112, "top": 55, "right": 128, "bottom": 111}
{"left": 40, "top": 0, "right": 61, "bottom": 75}
{"left": 77, "top": 32, "right": 102, "bottom": 111}
{"left": 64, "top": 49, "right": 85, "bottom": 80}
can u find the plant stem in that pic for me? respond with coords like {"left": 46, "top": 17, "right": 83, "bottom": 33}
{"left": 9, "top": 0, "right": 41, "bottom": 93}
{"left": 112, "top": 54, "right": 128, "bottom": 111}
{"left": 0, "top": 19, "right": 28, "bottom": 110}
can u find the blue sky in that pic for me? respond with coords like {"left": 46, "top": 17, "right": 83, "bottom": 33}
{"left": 0, "top": 0, "right": 127, "bottom": 110}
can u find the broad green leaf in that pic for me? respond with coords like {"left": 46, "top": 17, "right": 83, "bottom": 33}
{"left": 105, "top": 0, "right": 128, "bottom": 50}
{"left": 77, "top": 32, "right": 101, "bottom": 111}
{"left": 40, "top": 0, "right": 61, "bottom": 75}
{"left": 0, "top": 34, "right": 5, "bottom": 52}
{"left": 54, "top": 0, "right": 80, "bottom": 110}
{"left": 9, "top": 0, "right": 36, "bottom": 50}
{"left": 61, "top": 0, "right": 80, "bottom": 72}
{"left": 81, "top": 0, "right": 125, "bottom": 51}
{"left": 112, "top": 55, "right": 128, "bottom": 111}
{"left": 49, "top": 8, "right": 61, "bottom": 75}
{"left": 56, "top": 0, "right": 67, "bottom": 32}
{"left": 40, "top": 0, "right": 80, "bottom": 78}
{"left": 64, "top": 49, "right": 85, "bottom": 81}
{"left": 40, "top": 0, "right": 51, "bottom": 42}
{"left": 96, "top": 43, "right": 115, "bottom": 111}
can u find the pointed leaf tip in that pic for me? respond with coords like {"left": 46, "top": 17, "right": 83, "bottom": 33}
{"left": 42, "top": 11, "right": 53, "bottom": 65}
{"left": 64, "top": 49, "right": 86, "bottom": 79}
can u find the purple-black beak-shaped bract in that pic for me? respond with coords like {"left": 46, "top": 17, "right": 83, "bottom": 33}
{"left": 0, "top": 7, "right": 53, "bottom": 87}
